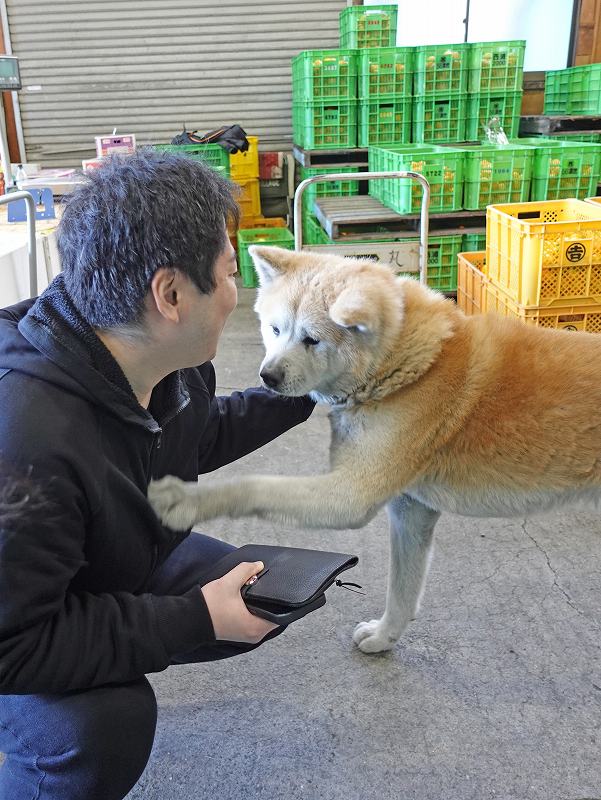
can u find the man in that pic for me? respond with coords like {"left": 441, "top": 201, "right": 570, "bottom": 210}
{"left": 0, "top": 150, "right": 314, "bottom": 800}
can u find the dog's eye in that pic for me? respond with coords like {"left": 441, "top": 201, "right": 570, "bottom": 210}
{"left": 271, "top": 326, "right": 280, "bottom": 336}
{"left": 303, "top": 336, "right": 319, "bottom": 347}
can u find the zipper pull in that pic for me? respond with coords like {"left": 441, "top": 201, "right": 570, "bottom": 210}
{"left": 335, "top": 579, "right": 366, "bottom": 596}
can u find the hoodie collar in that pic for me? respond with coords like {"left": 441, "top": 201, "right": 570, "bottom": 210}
{"left": 18, "top": 275, "right": 189, "bottom": 431}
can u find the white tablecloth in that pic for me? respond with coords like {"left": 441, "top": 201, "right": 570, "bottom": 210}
{"left": 0, "top": 206, "right": 62, "bottom": 307}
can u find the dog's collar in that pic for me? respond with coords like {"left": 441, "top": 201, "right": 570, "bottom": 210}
{"left": 321, "top": 364, "right": 419, "bottom": 409}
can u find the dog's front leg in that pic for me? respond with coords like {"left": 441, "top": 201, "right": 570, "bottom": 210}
{"left": 354, "top": 494, "right": 440, "bottom": 654}
{"left": 148, "top": 471, "right": 386, "bottom": 531}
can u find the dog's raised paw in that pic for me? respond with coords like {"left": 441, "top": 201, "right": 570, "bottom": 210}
{"left": 352, "top": 620, "right": 396, "bottom": 654}
{"left": 147, "top": 476, "right": 202, "bottom": 531}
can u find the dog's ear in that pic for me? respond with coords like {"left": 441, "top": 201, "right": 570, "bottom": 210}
{"left": 249, "top": 246, "right": 298, "bottom": 286}
{"left": 329, "top": 287, "right": 378, "bottom": 334}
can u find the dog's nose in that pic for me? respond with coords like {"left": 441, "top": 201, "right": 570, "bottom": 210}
{"left": 260, "top": 368, "right": 283, "bottom": 389}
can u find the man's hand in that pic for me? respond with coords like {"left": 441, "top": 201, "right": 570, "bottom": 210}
{"left": 201, "top": 560, "right": 278, "bottom": 643}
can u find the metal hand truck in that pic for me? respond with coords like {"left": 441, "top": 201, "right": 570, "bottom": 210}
{"left": 293, "top": 171, "right": 430, "bottom": 284}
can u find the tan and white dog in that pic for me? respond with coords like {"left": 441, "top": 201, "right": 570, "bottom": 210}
{"left": 149, "top": 246, "right": 601, "bottom": 654}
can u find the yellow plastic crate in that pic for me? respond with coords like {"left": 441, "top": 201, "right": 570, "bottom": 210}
{"left": 230, "top": 136, "right": 259, "bottom": 180}
{"left": 233, "top": 177, "right": 261, "bottom": 220}
{"left": 585, "top": 196, "right": 601, "bottom": 206}
{"left": 486, "top": 198, "right": 601, "bottom": 308}
{"left": 457, "top": 249, "right": 601, "bottom": 332}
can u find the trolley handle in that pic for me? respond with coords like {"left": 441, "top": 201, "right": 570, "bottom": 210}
{"left": 0, "top": 191, "right": 38, "bottom": 296}
{"left": 293, "top": 171, "right": 430, "bottom": 286}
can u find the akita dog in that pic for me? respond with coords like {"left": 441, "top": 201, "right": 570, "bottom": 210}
{"left": 149, "top": 246, "right": 601, "bottom": 654}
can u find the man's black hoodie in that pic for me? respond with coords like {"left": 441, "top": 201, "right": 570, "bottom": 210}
{"left": 0, "top": 276, "right": 314, "bottom": 694}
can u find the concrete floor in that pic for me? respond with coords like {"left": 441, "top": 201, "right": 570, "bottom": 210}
{"left": 128, "top": 286, "right": 601, "bottom": 800}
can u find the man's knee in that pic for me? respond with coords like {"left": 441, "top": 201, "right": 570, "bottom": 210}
{"left": 66, "top": 678, "right": 158, "bottom": 799}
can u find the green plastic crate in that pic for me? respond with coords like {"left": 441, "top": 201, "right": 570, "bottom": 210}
{"left": 468, "top": 40, "right": 525, "bottom": 92}
{"left": 514, "top": 138, "right": 601, "bottom": 201}
{"left": 299, "top": 166, "right": 360, "bottom": 215}
{"left": 466, "top": 91, "right": 522, "bottom": 141}
{"left": 292, "top": 101, "right": 357, "bottom": 150}
{"left": 413, "top": 94, "right": 467, "bottom": 143}
{"left": 368, "top": 144, "right": 465, "bottom": 213}
{"left": 302, "top": 214, "right": 333, "bottom": 246}
{"left": 567, "top": 63, "right": 601, "bottom": 115}
{"left": 292, "top": 50, "right": 357, "bottom": 102}
{"left": 461, "top": 232, "right": 486, "bottom": 252}
{"left": 152, "top": 143, "right": 230, "bottom": 176}
{"left": 358, "top": 98, "right": 412, "bottom": 146}
{"left": 462, "top": 143, "right": 535, "bottom": 210}
{"left": 543, "top": 69, "right": 570, "bottom": 114}
{"left": 339, "top": 5, "right": 397, "bottom": 49}
{"left": 555, "top": 132, "right": 601, "bottom": 143}
{"left": 237, "top": 227, "right": 295, "bottom": 287}
{"left": 398, "top": 234, "right": 462, "bottom": 292}
{"left": 413, "top": 43, "right": 469, "bottom": 95}
{"left": 358, "top": 47, "right": 414, "bottom": 98}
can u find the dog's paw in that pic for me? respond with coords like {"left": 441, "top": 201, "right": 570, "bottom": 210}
{"left": 148, "top": 476, "right": 203, "bottom": 530}
{"left": 352, "top": 619, "right": 397, "bottom": 654}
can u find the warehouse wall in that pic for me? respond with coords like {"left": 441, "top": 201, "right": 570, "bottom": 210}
{"left": 4, "top": 0, "right": 348, "bottom": 167}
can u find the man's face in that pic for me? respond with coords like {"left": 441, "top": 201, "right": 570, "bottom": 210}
{"left": 183, "top": 238, "right": 238, "bottom": 364}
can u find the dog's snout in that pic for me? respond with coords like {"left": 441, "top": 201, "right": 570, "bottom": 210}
{"left": 260, "top": 367, "right": 284, "bottom": 389}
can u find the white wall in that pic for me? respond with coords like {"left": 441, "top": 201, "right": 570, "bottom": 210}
{"left": 365, "top": 0, "right": 574, "bottom": 71}
{"left": 468, "top": 0, "right": 573, "bottom": 71}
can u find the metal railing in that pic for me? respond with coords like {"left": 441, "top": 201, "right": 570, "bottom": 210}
{"left": 0, "top": 190, "right": 37, "bottom": 296}
{"left": 293, "top": 171, "right": 430, "bottom": 284}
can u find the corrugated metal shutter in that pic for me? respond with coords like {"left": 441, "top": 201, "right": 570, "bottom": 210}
{"left": 5, "top": 0, "right": 348, "bottom": 167}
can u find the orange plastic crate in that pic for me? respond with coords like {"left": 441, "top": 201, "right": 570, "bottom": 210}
{"left": 457, "top": 249, "right": 601, "bottom": 332}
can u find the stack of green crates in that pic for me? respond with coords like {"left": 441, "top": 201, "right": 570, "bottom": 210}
{"left": 544, "top": 64, "right": 601, "bottom": 115}
{"left": 292, "top": 50, "right": 358, "bottom": 149}
{"left": 237, "top": 227, "right": 295, "bottom": 288}
{"left": 368, "top": 144, "right": 465, "bottom": 213}
{"left": 514, "top": 138, "right": 601, "bottom": 200}
{"left": 412, "top": 43, "right": 470, "bottom": 143}
{"left": 339, "top": 5, "right": 398, "bottom": 49}
{"left": 151, "top": 143, "right": 230, "bottom": 177}
{"left": 466, "top": 41, "right": 525, "bottom": 141}
{"left": 357, "top": 48, "right": 413, "bottom": 146}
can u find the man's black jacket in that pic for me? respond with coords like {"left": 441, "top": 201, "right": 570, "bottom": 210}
{"left": 0, "top": 276, "right": 314, "bottom": 694}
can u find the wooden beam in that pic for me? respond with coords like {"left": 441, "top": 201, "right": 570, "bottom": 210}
{"left": 0, "top": 12, "right": 20, "bottom": 163}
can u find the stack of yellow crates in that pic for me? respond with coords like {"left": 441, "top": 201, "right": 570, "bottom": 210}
{"left": 457, "top": 198, "right": 601, "bottom": 333}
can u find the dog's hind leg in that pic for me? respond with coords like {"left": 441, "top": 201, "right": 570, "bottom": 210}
{"left": 353, "top": 494, "right": 440, "bottom": 654}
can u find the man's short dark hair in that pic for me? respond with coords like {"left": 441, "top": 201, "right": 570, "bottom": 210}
{"left": 57, "top": 148, "right": 240, "bottom": 328}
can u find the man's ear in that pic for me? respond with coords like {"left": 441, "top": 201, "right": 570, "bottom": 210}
{"left": 249, "top": 246, "right": 298, "bottom": 286}
{"left": 329, "top": 287, "right": 378, "bottom": 335}
{"left": 150, "top": 267, "right": 180, "bottom": 322}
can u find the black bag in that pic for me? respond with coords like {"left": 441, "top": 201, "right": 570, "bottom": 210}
{"left": 202, "top": 544, "right": 360, "bottom": 625}
{"left": 171, "top": 124, "right": 249, "bottom": 154}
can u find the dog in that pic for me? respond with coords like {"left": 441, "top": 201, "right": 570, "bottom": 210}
{"left": 149, "top": 245, "right": 601, "bottom": 654}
